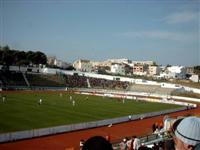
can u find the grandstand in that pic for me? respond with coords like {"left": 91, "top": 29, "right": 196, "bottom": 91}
{"left": 65, "top": 74, "right": 129, "bottom": 90}
{"left": 0, "top": 70, "right": 129, "bottom": 91}
{"left": 26, "top": 73, "right": 66, "bottom": 87}
{"left": 0, "top": 71, "right": 67, "bottom": 90}
{"left": 0, "top": 70, "right": 27, "bottom": 88}
{"left": 128, "top": 84, "right": 176, "bottom": 95}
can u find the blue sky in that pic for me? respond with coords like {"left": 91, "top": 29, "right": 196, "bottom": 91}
{"left": 0, "top": 0, "right": 199, "bottom": 66}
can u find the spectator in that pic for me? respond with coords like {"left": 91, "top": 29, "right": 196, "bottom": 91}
{"left": 173, "top": 116, "right": 200, "bottom": 150}
{"left": 82, "top": 136, "right": 113, "bottom": 150}
{"left": 155, "top": 122, "right": 158, "bottom": 129}
{"left": 164, "top": 139, "right": 175, "bottom": 150}
{"left": 105, "top": 134, "right": 111, "bottom": 142}
{"left": 130, "top": 136, "right": 136, "bottom": 150}
{"left": 152, "top": 143, "right": 159, "bottom": 150}
{"left": 170, "top": 118, "right": 184, "bottom": 135}
{"left": 120, "top": 137, "right": 128, "bottom": 150}
{"left": 152, "top": 123, "right": 156, "bottom": 132}
{"left": 80, "top": 139, "right": 85, "bottom": 150}
{"left": 138, "top": 143, "right": 151, "bottom": 150}
{"left": 164, "top": 117, "right": 184, "bottom": 150}
{"left": 158, "top": 141, "right": 164, "bottom": 150}
{"left": 159, "top": 122, "right": 163, "bottom": 130}
{"left": 153, "top": 128, "right": 160, "bottom": 135}
{"left": 127, "top": 137, "right": 134, "bottom": 150}
{"left": 133, "top": 136, "right": 141, "bottom": 150}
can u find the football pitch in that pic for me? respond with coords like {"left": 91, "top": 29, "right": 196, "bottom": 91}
{"left": 0, "top": 92, "right": 181, "bottom": 133}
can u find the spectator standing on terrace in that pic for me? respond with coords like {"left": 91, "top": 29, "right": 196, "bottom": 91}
{"left": 164, "top": 140, "right": 175, "bottom": 150}
{"left": 128, "top": 136, "right": 136, "bottom": 150}
{"left": 105, "top": 134, "right": 111, "bottom": 142}
{"left": 133, "top": 136, "right": 141, "bottom": 150}
{"left": 138, "top": 143, "right": 149, "bottom": 150}
{"left": 152, "top": 143, "right": 159, "bottom": 150}
{"left": 152, "top": 123, "right": 156, "bottom": 132}
{"left": 159, "top": 122, "right": 163, "bottom": 130}
{"left": 126, "top": 138, "right": 132, "bottom": 150}
{"left": 80, "top": 139, "right": 85, "bottom": 150}
{"left": 173, "top": 116, "right": 200, "bottom": 150}
{"left": 120, "top": 137, "right": 128, "bottom": 150}
{"left": 82, "top": 136, "right": 113, "bottom": 150}
{"left": 163, "top": 117, "right": 184, "bottom": 150}
{"left": 153, "top": 128, "right": 160, "bottom": 135}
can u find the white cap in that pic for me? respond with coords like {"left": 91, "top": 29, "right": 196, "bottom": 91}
{"left": 175, "top": 116, "right": 200, "bottom": 146}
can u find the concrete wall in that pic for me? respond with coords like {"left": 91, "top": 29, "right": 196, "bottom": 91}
{"left": 184, "top": 86, "right": 200, "bottom": 94}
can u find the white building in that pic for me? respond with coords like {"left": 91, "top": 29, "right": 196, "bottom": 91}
{"left": 54, "top": 59, "right": 71, "bottom": 69}
{"left": 92, "top": 58, "right": 132, "bottom": 68}
{"left": 168, "top": 66, "right": 186, "bottom": 79}
{"left": 47, "top": 57, "right": 56, "bottom": 66}
{"left": 108, "top": 58, "right": 132, "bottom": 65}
{"left": 160, "top": 66, "right": 186, "bottom": 79}
{"left": 190, "top": 74, "right": 199, "bottom": 83}
{"left": 73, "top": 59, "right": 93, "bottom": 72}
{"left": 47, "top": 57, "right": 71, "bottom": 69}
{"left": 132, "top": 61, "right": 155, "bottom": 66}
{"left": 110, "top": 63, "right": 126, "bottom": 75}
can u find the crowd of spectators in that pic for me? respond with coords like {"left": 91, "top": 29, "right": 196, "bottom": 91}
{"left": 0, "top": 71, "right": 129, "bottom": 90}
{"left": 79, "top": 116, "right": 200, "bottom": 150}
{"left": 89, "top": 77, "right": 129, "bottom": 89}
{"left": 65, "top": 75, "right": 88, "bottom": 88}
{"left": 65, "top": 75, "right": 129, "bottom": 90}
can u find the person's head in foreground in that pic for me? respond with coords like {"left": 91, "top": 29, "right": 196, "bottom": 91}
{"left": 173, "top": 116, "right": 200, "bottom": 150}
{"left": 82, "top": 136, "right": 113, "bottom": 150}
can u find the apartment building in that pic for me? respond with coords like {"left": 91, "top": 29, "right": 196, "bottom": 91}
{"left": 73, "top": 59, "right": 93, "bottom": 72}
{"left": 148, "top": 66, "right": 161, "bottom": 76}
{"left": 133, "top": 64, "right": 148, "bottom": 75}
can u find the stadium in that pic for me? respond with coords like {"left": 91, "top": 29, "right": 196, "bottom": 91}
{"left": 0, "top": 68, "right": 200, "bottom": 150}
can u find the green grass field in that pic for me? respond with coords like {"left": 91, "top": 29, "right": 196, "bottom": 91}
{"left": 0, "top": 92, "right": 181, "bottom": 133}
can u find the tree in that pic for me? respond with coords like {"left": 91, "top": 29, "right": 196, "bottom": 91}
{"left": 2, "top": 50, "right": 13, "bottom": 66}
{"left": 26, "top": 51, "right": 35, "bottom": 64}
{"left": 32, "top": 51, "right": 47, "bottom": 64}
{"left": 65, "top": 65, "right": 75, "bottom": 70}
{"left": 166, "top": 64, "right": 171, "bottom": 67}
{"left": 14, "top": 51, "right": 26, "bottom": 65}
{"left": 152, "top": 61, "right": 157, "bottom": 66}
{"left": 194, "top": 66, "right": 200, "bottom": 75}
{"left": 2, "top": 45, "right": 10, "bottom": 51}
{"left": 0, "top": 46, "right": 47, "bottom": 66}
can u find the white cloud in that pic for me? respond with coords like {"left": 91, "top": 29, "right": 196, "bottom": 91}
{"left": 163, "top": 11, "right": 198, "bottom": 24}
{"left": 117, "top": 30, "right": 196, "bottom": 43}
